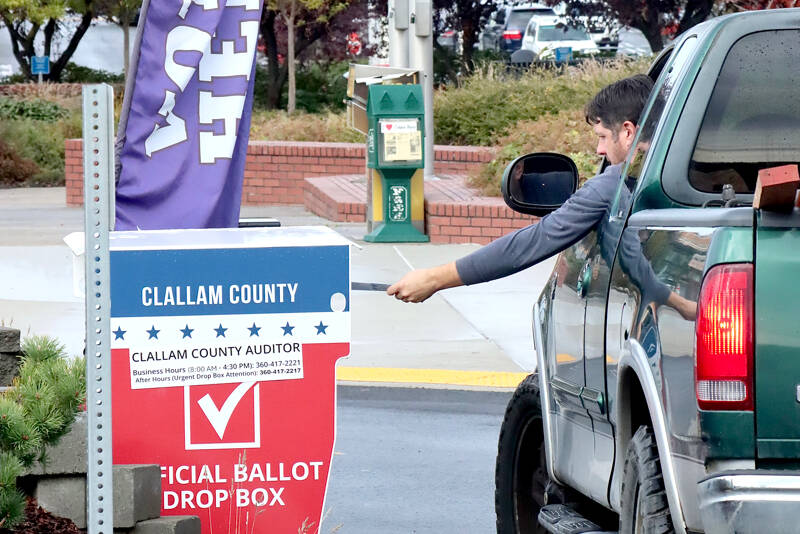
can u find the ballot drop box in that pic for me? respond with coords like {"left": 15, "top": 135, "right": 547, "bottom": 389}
{"left": 109, "top": 227, "right": 350, "bottom": 534}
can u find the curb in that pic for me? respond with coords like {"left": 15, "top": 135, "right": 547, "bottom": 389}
{"left": 335, "top": 366, "right": 528, "bottom": 389}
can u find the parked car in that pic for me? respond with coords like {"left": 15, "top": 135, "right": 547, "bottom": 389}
{"left": 520, "top": 17, "right": 599, "bottom": 59}
{"left": 617, "top": 26, "right": 654, "bottom": 57}
{"left": 436, "top": 28, "right": 460, "bottom": 53}
{"left": 495, "top": 7, "right": 800, "bottom": 534}
{"left": 479, "top": 3, "right": 556, "bottom": 53}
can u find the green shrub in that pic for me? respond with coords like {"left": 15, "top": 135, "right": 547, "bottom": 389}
{"left": 0, "top": 138, "right": 39, "bottom": 186}
{"left": 434, "top": 57, "right": 649, "bottom": 146}
{"left": 0, "top": 72, "right": 28, "bottom": 84}
{"left": 0, "top": 116, "right": 72, "bottom": 185}
{"left": 61, "top": 62, "right": 124, "bottom": 84}
{"left": 467, "top": 108, "right": 602, "bottom": 196}
{"left": 253, "top": 60, "right": 351, "bottom": 113}
{"left": 0, "top": 96, "right": 68, "bottom": 122}
{"left": 0, "top": 336, "right": 85, "bottom": 529}
{"left": 294, "top": 61, "right": 349, "bottom": 113}
{"left": 434, "top": 45, "right": 462, "bottom": 87}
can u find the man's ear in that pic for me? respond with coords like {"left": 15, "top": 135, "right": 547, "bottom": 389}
{"left": 621, "top": 120, "right": 637, "bottom": 142}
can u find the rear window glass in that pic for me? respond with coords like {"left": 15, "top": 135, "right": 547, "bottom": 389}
{"left": 538, "top": 25, "right": 590, "bottom": 42}
{"left": 506, "top": 9, "right": 555, "bottom": 31}
{"left": 689, "top": 30, "right": 800, "bottom": 194}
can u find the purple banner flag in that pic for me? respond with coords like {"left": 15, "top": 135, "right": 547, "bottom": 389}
{"left": 116, "top": 0, "right": 264, "bottom": 230}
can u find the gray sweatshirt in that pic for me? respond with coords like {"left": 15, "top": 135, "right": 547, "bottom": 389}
{"left": 454, "top": 163, "right": 671, "bottom": 306}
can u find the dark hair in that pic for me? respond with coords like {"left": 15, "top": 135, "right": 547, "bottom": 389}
{"left": 585, "top": 74, "right": 654, "bottom": 130}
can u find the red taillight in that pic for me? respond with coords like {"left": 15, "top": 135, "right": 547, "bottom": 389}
{"left": 502, "top": 30, "right": 522, "bottom": 40}
{"left": 695, "top": 263, "right": 754, "bottom": 411}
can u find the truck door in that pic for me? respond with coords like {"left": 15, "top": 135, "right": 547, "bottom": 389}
{"left": 583, "top": 36, "right": 698, "bottom": 505}
{"left": 548, "top": 235, "right": 594, "bottom": 489}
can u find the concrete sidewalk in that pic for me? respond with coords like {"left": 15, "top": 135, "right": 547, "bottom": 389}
{"left": 0, "top": 188, "right": 555, "bottom": 389}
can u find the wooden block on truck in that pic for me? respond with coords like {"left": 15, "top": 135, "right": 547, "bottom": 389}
{"left": 753, "top": 164, "right": 800, "bottom": 210}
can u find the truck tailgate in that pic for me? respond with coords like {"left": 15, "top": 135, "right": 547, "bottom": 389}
{"left": 755, "top": 217, "right": 800, "bottom": 458}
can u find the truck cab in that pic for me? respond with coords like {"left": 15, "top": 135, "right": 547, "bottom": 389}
{"left": 495, "top": 8, "right": 800, "bottom": 534}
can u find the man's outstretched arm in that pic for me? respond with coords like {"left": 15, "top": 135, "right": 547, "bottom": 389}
{"left": 387, "top": 261, "right": 463, "bottom": 303}
{"left": 387, "top": 164, "right": 622, "bottom": 303}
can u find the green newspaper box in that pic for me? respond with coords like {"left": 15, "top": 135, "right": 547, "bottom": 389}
{"left": 364, "top": 84, "right": 429, "bottom": 242}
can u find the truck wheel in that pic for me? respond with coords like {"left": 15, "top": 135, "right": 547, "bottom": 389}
{"left": 619, "top": 425, "right": 674, "bottom": 534}
{"left": 495, "top": 374, "right": 549, "bottom": 534}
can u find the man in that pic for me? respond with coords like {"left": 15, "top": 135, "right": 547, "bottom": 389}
{"left": 387, "top": 74, "right": 696, "bottom": 320}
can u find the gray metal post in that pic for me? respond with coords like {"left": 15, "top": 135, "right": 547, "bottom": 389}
{"left": 408, "top": 0, "right": 434, "bottom": 179}
{"left": 83, "top": 83, "right": 115, "bottom": 534}
{"left": 389, "top": 0, "right": 409, "bottom": 67}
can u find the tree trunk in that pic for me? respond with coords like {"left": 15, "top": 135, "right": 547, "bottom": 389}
{"left": 43, "top": 19, "right": 56, "bottom": 58}
{"left": 260, "top": 9, "right": 284, "bottom": 110}
{"left": 676, "top": 0, "right": 714, "bottom": 36}
{"left": 286, "top": 4, "right": 297, "bottom": 114}
{"left": 461, "top": 17, "right": 476, "bottom": 70}
{"left": 641, "top": 25, "right": 664, "bottom": 53}
{"left": 50, "top": 10, "right": 94, "bottom": 81}
{"left": 1, "top": 15, "right": 33, "bottom": 78}
{"left": 635, "top": 10, "right": 665, "bottom": 53}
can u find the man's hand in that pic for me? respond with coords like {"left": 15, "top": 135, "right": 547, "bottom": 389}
{"left": 666, "top": 292, "right": 697, "bottom": 322}
{"left": 387, "top": 262, "right": 463, "bottom": 303}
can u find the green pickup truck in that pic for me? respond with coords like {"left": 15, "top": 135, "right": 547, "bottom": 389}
{"left": 494, "top": 8, "right": 800, "bottom": 534}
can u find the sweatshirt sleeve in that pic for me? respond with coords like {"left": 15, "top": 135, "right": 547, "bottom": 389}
{"left": 616, "top": 227, "right": 672, "bottom": 305}
{"left": 455, "top": 166, "right": 621, "bottom": 286}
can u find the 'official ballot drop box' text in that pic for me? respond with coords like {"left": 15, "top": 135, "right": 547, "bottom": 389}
{"left": 109, "top": 227, "right": 351, "bottom": 534}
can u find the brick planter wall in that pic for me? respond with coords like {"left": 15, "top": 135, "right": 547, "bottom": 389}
{"left": 63, "top": 139, "right": 538, "bottom": 245}
{"left": 422, "top": 176, "right": 537, "bottom": 244}
{"left": 64, "top": 139, "right": 495, "bottom": 207}
{"left": 303, "top": 174, "right": 538, "bottom": 245}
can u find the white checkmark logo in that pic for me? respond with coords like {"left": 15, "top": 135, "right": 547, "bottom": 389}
{"left": 197, "top": 382, "right": 256, "bottom": 439}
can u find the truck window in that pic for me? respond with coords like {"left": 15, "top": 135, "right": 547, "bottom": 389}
{"left": 689, "top": 30, "right": 800, "bottom": 194}
{"left": 610, "top": 37, "right": 697, "bottom": 219}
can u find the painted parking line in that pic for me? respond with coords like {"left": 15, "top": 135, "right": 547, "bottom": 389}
{"left": 335, "top": 367, "right": 529, "bottom": 388}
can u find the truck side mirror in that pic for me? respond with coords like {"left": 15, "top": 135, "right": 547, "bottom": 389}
{"left": 501, "top": 153, "right": 578, "bottom": 216}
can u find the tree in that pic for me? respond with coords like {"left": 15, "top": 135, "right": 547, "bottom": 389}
{"left": 258, "top": 0, "right": 372, "bottom": 110}
{"left": 551, "top": 0, "right": 715, "bottom": 53}
{"left": 0, "top": 0, "right": 100, "bottom": 81}
{"left": 266, "top": 0, "right": 350, "bottom": 113}
{"left": 0, "top": 337, "right": 84, "bottom": 530}
{"left": 552, "top": 0, "right": 800, "bottom": 53}
{"left": 96, "top": 0, "right": 140, "bottom": 79}
{"left": 720, "top": 0, "right": 800, "bottom": 9}
{"left": 433, "top": 0, "right": 497, "bottom": 70}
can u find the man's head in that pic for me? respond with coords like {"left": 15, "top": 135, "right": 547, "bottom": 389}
{"left": 585, "top": 74, "right": 654, "bottom": 165}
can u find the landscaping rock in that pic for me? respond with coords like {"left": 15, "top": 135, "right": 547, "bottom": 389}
{"left": 128, "top": 516, "right": 201, "bottom": 534}
{"left": 0, "top": 326, "right": 21, "bottom": 352}
{"left": 0, "top": 326, "right": 21, "bottom": 386}
{"left": 34, "top": 476, "right": 85, "bottom": 528}
{"left": 25, "top": 413, "right": 87, "bottom": 476}
{"left": 0, "top": 351, "right": 20, "bottom": 386}
{"left": 34, "top": 464, "right": 161, "bottom": 529}
{"left": 114, "top": 464, "right": 162, "bottom": 528}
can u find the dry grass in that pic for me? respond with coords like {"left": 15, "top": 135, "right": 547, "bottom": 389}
{"left": 467, "top": 108, "right": 602, "bottom": 196}
{"left": 249, "top": 110, "right": 363, "bottom": 143}
{"left": 434, "top": 57, "right": 650, "bottom": 147}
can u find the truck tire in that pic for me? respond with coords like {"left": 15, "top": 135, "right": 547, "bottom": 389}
{"left": 619, "top": 425, "right": 675, "bottom": 534}
{"left": 495, "top": 374, "right": 549, "bottom": 534}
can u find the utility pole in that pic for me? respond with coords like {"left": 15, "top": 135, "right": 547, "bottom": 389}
{"left": 388, "top": 0, "right": 409, "bottom": 67}
{"left": 408, "top": 0, "right": 434, "bottom": 179}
